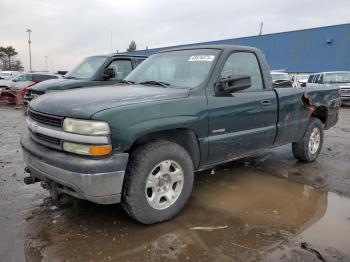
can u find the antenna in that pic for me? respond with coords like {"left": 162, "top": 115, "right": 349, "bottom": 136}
{"left": 259, "top": 22, "right": 263, "bottom": 35}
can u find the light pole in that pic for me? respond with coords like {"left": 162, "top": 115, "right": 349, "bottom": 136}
{"left": 26, "top": 29, "right": 32, "bottom": 71}
{"left": 45, "top": 56, "right": 48, "bottom": 71}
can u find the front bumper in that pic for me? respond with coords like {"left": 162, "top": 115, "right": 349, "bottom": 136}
{"left": 21, "top": 134, "right": 129, "bottom": 204}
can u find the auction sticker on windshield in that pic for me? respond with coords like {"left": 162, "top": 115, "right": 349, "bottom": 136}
{"left": 188, "top": 55, "right": 215, "bottom": 62}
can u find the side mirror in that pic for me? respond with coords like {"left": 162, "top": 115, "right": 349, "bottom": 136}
{"left": 215, "top": 75, "right": 251, "bottom": 94}
{"left": 103, "top": 67, "right": 115, "bottom": 80}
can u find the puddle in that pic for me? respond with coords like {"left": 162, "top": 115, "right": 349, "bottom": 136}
{"left": 18, "top": 166, "right": 350, "bottom": 261}
{"left": 296, "top": 193, "right": 350, "bottom": 257}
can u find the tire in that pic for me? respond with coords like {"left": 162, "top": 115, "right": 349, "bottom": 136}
{"left": 121, "top": 140, "right": 194, "bottom": 224}
{"left": 292, "top": 117, "right": 324, "bottom": 162}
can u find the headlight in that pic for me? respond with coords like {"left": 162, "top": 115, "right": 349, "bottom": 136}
{"left": 63, "top": 141, "right": 112, "bottom": 156}
{"left": 63, "top": 118, "right": 110, "bottom": 135}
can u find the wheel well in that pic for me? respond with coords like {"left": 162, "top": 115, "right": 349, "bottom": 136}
{"left": 311, "top": 106, "right": 328, "bottom": 125}
{"left": 127, "top": 129, "right": 201, "bottom": 169}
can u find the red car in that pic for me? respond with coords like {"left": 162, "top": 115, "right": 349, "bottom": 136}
{"left": 0, "top": 73, "right": 60, "bottom": 106}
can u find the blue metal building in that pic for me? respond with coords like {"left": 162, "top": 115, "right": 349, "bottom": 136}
{"left": 125, "top": 23, "right": 350, "bottom": 73}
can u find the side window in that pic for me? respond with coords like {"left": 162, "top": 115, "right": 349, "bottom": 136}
{"left": 134, "top": 58, "right": 145, "bottom": 68}
{"left": 312, "top": 75, "right": 317, "bottom": 83}
{"left": 318, "top": 74, "right": 324, "bottom": 84}
{"left": 307, "top": 75, "right": 314, "bottom": 83}
{"left": 315, "top": 74, "right": 322, "bottom": 83}
{"left": 106, "top": 59, "right": 133, "bottom": 80}
{"left": 220, "top": 52, "right": 263, "bottom": 91}
{"left": 31, "top": 74, "right": 42, "bottom": 82}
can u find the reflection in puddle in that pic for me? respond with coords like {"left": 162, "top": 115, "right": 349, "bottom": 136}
{"left": 22, "top": 165, "right": 349, "bottom": 261}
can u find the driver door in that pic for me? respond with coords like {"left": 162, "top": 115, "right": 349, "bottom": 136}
{"left": 207, "top": 51, "right": 277, "bottom": 164}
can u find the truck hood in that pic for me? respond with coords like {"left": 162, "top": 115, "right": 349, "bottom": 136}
{"left": 30, "top": 78, "right": 87, "bottom": 92}
{"left": 29, "top": 85, "right": 190, "bottom": 119}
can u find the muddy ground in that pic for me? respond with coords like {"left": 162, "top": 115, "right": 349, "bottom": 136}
{"left": 0, "top": 103, "right": 349, "bottom": 262}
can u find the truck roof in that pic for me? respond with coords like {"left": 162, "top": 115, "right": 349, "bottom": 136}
{"left": 87, "top": 54, "right": 148, "bottom": 58}
{"left": 110, "top": 53, "right": 148, "bottom": 58}
{"left": 158, "top": 44, "right": 260, "bottom": 54}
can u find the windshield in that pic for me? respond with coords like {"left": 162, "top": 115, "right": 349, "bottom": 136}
{"left": 65, "top": 56, "right": 107, "bottom": 79}
{"left": 271, "top": 73, "right": 290, "bottom": 81}
{"left": 125, "top": 49, "right": 220, "bottom": 88}
{"left": 14, "top": 74, "right": 31, "bottom": 81}
{"left": 324, "top": 72, "right": 350, "bottom": 83}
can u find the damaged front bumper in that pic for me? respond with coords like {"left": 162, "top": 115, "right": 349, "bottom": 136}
{"left": 21, "top": 134, "right": 129, "bottom": 204}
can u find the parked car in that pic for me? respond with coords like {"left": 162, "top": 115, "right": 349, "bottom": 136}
{"left": 2, "top": 72, "right": 61, "bottom": 105}
{"left": 0, "top": 74, "right": 21, "bottom": 89}
{"left": 271, "top": 71, "right": 294, "bottom": 88}
{"left": 1, "top": 73, "right": 36, "bottom": 101}
{"left": 21, "top": 45, "right": 340, "bottom": 224}
{"left": 0, "top": 71, "right": 20, "bottom": 80}
{"left": 24, "top": 54, "right": 147, "bottom": 104}
{"left": 293, "top": 73, "right": 309, "bottom": 87}
{"left": 307, "top": 71, "right": 350, "bottom": 105}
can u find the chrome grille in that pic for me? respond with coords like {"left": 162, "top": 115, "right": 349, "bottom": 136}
{"left": 29, "top": 130, "right": 62, "bottom": 151}
{"left": 28, "top": 109, "right": 63, "bottom": 127}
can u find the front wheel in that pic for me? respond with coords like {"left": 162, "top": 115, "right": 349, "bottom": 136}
{"left": 292, "top": 118, "right": 324, "bottom": 162}
{"left": 122, "top": 140, "right": 194, "bottom": 224}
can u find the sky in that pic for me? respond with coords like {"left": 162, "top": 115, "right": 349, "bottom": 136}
{"left": 1, "top": 0, "right": 349, "bottom": 72}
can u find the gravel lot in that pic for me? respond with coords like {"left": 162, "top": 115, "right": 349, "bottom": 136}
{"left": 0, "top": 103, "right": 349, "bottom": 261}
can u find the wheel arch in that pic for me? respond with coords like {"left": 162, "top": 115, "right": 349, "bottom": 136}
{"left": 311, "top": 106, "right": 328, "bottom": 126}
{"left": 126, "top": 128, "right": 201, "bottom": 169}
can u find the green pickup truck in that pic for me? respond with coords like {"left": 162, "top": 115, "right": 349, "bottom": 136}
{"left": 21, "top": 45, "right": 341, "bottom": 224}
{"left": 23, "top": 54, "right": 146, "bottom": 105}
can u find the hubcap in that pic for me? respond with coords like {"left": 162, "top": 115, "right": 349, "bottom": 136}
{"left": 145, "top": 160, "right": 184, "bottom": 210}
{"left": 309, "top": 127, "right": 321, "bottom": 155}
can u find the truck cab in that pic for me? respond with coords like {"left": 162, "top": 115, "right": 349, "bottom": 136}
{"left": 24, "top": 54, "right": 147, "bottom": 104}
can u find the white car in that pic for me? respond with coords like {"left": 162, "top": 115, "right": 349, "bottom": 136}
{"left": 0, "top": 71, "right": 21, "bottom": 80}
{"left": 271, "top": 71, "right": 294, "bottom": 88}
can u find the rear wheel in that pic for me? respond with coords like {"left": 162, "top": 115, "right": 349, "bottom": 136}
{"left": 122, "top": 140, "right": 194, "bottom": 224}
{"left": 292, "top": 118, "right": 324, "bottom": 162}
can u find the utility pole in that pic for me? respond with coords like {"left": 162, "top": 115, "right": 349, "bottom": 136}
{"left": 45, "top": 56, "right": 48, "bottom": 71}
{"left": 26, "top": 29, "right": 32, "bottom": 71}
{"left": 259, "top": 22, "right": 263, "bottom": 36}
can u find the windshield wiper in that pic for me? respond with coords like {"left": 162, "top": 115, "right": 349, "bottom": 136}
{"left": 64, "top": 76, "right": 77, "bottom": 79}
{"left": 118, "top": 80, "right": 135, "bottom": 85}
{"left": 139, "top": 80, "right": 170, "bottom": 88}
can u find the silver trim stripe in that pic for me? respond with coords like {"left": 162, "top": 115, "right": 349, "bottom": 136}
{"left": 27, "top": 117, "right": 109, "bottom": 145}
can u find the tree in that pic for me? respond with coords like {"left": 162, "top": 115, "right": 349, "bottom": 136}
{"left": 127, "top": 40, "right": 137, "bottom": 52}
{"left": 11, "top": 59, "right": 24, "bottom": 71}
{"left": 0, "top": 46, "right": 22, "bottom": 71}
{"left": 0, "top": 46, "right": 18, "bottom": 70}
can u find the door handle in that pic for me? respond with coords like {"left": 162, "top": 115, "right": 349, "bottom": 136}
{"left": 261, "top": 100, "right": 271, "bottom": 107}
